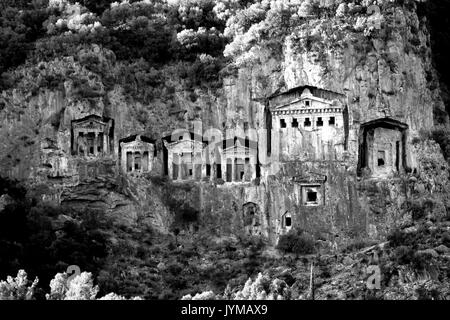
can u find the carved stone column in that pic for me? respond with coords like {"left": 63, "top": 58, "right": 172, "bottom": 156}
{"left": 103, "top": 133, "right": 108, "bottom": 154}
{"left": 191, "top": 153, "right": 195, "bottom": 180}
{"left": 232, "top": 158, "right": 236, "bottom": 182}
{"left": 73, "top": 129, "right": 78, "bottom": 153}
{"left": 178, "top": 153, "right": 183, "bottom": 181}
{"left": 136, "top": 151, "right": 141, "bottom": 172}
{"left": 252, "top": 157, "right": 257, "bottom": 181}
{"left": 121, "top": 145, "right": 127, "bottom": 172}
{"left": 94, "top": 132, "right": 99, "bottom": 156}
{"left": 143, "top": 151, "right": 149, "bottom": 172}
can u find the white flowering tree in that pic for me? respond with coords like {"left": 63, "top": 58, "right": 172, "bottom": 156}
{"left": 233, "top": 273, "right": 292, "bottom": 300}
{"left": 0, "top": 270, "right": 39, "bottom": 300}
{"left": 45, "top": 271, "right": 142, "bottom": 300}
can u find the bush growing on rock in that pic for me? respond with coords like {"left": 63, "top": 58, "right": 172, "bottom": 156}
{"left": 430, "top": 126, "right": 450, "bottom": 161}
{"left": 407, "top": 198, "right": 434, "bottom": 221}
{"left": 277, "top": 229, "right": 316, "bottom": 255}
{"left": 392, "top": 245, "right": 415, "bottom": 265}
{"left": 387, "top": 227, "right": 409, "bottom": 247}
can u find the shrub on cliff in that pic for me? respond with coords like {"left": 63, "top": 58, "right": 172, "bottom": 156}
{"left": 391, "top": 246, "right": 432, "bottom": 272}
{"left": 276, "top": 229, "right": 316, "bottom": 255}
{"left": 407, "top": 199, "right": 434, "bottom": 221}
{"left": 430, "top": 126, "right": 450, "bottom": 161}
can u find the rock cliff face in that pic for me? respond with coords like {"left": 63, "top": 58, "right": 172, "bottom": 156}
{"left": 0, "top": 0, "right": 448, "bottom": 248}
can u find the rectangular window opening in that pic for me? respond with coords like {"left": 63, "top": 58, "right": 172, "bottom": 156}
{"left": 304, "top": 118, "right": 311, "bottom": 127}
{"left": 307, "top": 191, "right": 318, "bottom": 203}
{"left": 377, "top": 150, "right": 386, "bottom": 167}
{"left": 329, "top": 117, "right": 335, "bottom": 125}
{"left": 317, "top": 117, "right": 323, "bottom": 127}
{"left": 216, "top": 164, "right": 222, "bottom": 179}
{"left": 285, "top": 217, "right": 292, "bottom": 227}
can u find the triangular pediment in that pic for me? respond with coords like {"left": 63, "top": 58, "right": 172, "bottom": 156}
{"left": 73, "top": 117, "right": 107, "bottom": 129}
{"left": 274, "top": 96, "right": 333, "bottom": 111}
{"left": 222, "top": 139, "right": 257, "bottom": 155}
{"left": 223, "top": 144, "right": 252, "bottom": 154}
{"left": 121, "top": 140, "right": 154, "bottom": 150}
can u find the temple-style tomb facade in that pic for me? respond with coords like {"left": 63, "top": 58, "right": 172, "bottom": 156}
{"left": 268, "top": 86, "right": 348, "bottom": 161}
{"left": 120, "top": 135, "right": 156, "bottom": 174}
{"left": 216, "top": 138, "right": 259, "bottom": 183}
{"left": 71, "top": 115, "right": 114, "bottom": 157}
{"left": 358, "top": 118, "right": 408, "bottom": 178}
{"left": 163, "top": 132, "right": 204, "bottom": 181}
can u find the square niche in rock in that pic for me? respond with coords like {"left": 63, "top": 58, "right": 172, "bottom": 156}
{"left": 301, "top": 185, "right": 322, "bottom": 206}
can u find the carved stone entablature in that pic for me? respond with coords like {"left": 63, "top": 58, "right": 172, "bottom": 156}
{"left": 272, "top": 108, "right": 343, "bottom": 116}
{"left": 292, "top": 172, "right": 327, "bottom": 184}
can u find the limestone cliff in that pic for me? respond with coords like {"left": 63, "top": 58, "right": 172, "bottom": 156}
{"left": 0, "top": 0, "right": 448, "bottom": 249}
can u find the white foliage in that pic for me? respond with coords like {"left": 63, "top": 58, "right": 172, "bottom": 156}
{"left": 0, "top": 270, "right": 38, "bottom": 300}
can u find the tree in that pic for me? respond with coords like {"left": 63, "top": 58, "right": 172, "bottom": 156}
{"left": 47, "top": 272, "right": 99, "bottom": 300}
{"left": 0, "top": 2, "right": 51, "bottom": 88}
{"left": 233, "top": 273, "right": 291, "bottom": 300}
{"left": 181, "top": 290, "right": 217, "bottom": 300}
{"left": 277, "top": 229, "right": 316, "bottom": 255}
{"left": 46, "top": 271, "right": 143, "bottom": 300}
{"left": 0, "top": 270, "right": 39, "bottom": 300}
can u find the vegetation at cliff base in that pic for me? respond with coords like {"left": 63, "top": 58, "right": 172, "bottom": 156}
{"left": 0, "top": 176, "right": 109, "bottom": 299}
